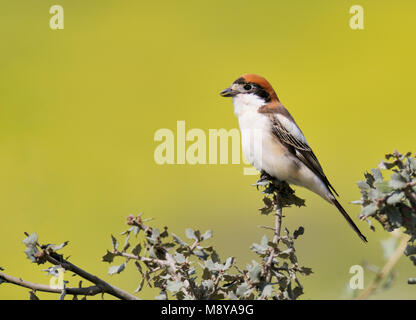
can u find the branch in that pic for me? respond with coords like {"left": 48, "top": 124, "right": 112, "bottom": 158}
{"left": 356, "top": 233, "right": 411, "bottom": 300}
{"left": 45, "top": 252, "right": 139, "bottom": 300}
{"left": 115, "top": 251, "right": 169, "bottom": 266}
{"left": 265, "top": 193, "right": 282, "bottom": 283}
{"left": 0, "top": 272, "right": 102, "bottom": 296}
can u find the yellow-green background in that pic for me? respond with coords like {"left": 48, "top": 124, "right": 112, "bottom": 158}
{"left": 1, "top": 0, "right": 415, "bottom": 300}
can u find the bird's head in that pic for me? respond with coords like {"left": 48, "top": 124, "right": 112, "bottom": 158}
{"left": 220, "top": 74, "right": 279, "bottom": 106}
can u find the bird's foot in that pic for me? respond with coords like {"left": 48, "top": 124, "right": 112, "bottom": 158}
{"left": 254, "top": 171, "right": 275, "bottom": 189}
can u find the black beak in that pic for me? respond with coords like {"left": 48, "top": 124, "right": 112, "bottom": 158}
{"left": 220, "top": 87, "right": 235, "bottom": 97}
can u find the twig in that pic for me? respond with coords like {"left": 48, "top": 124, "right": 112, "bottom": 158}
{"left": 163, "top": 250, "right": 197, "bottom": 299}
{"left": 0, "top": 272, "right": 102, "bottom": 296}
{"left": 115, "top": 251, "right": 169, "bottom": 266}
{"left": 258, "top": 225, "right": 276, "bottom": 231}
{"left": 265, "top": 193, "right": 283, "bottom": 283}
{"left": 45, "top": 253, "right": 139, "bottom": 300}
{"left": 189, "top": 239, "right": 200, "bottom": 252}
{"left": 356, "top": 233, "right": 411, "bottom": 300}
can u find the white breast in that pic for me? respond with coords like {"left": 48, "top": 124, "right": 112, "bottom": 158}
{"left": 232, "top": 94, "right": 293, "bottom": 178}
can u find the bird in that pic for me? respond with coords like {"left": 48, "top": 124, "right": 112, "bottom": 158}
{"left": 220, "top": 74, "right": 367, "bottom": 242}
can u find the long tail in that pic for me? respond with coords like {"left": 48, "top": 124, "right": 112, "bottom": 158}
{"left": 331, "top": 197, "right": 367, "bottom": 243}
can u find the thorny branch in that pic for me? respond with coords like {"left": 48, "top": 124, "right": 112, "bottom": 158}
{"left": 1, "top": 174, "right": 311, "bottom": 300}
{"left": 0, "top": 272, "right": 102, "bottom": 297}
{"left": 8, "top": 231, "right": 139, "bottom": 300}
{"left": 264, "top": 193, "right": 282, "bottom": 283}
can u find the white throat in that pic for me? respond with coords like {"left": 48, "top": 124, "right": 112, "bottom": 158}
{"left": 232, "top": 93, "right": 266, "bottom": 117}
{"left": 231, "top": 93, "right": 270, "bottom": 174}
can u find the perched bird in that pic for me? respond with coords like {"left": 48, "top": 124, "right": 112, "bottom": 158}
{"left": 220, "top": 74, "right": 367, "bottom": 242}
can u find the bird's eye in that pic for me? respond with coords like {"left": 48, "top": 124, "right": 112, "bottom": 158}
{"left": 243, "top": 84, "right": 252, "bottom": 91}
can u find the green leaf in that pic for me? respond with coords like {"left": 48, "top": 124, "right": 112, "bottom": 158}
{"left": 223, "top": 257, "right": 234, "bottom": 270}
{"left": 364, "top": 172, "right": 375, "bottom": 187}
{"left": 356, "top": 181, "right": 370, "bottom": 191}
{"left": 259, "top": 197, "right": 274, "bottom": 215}
{"left": 172, "top": 233, "right": 187, "bottom": 246}
{"left": 173, "top": 253, "right": 186, "bottom": 264}
{"left": 133, "top": 226, "right": 140, "bottom": 237}
{"left": 248, "top": 262, "right": 261, "bottom": 284}
{"left": 22, "top": 233, "right": 39, "bottom": 263}
{"left": 153, "top": 228, "right": 160, "bottom": 237}
{"left": 29, "top": 291, "right": 39, "bottom": 300}
{"left": 202, "top": 268, "right": 211, "bottom": 280}
{"left": 389, "top": 173, "right": 407, "bottom": 189}
{"left": 378, "top": 160, "right": 396, "bottom": 170}
{"left": 22, "top": 232, "right": 38, "bottom": 247}
{"left": 132, "top": 244, "right": 142, "bottom": 256}
{"left": 404, "top": 245, "right": 416, "bottom": 256}
{"left": 205, "top": 259, "right": 219, "bottom": 271}
{"left": 387, "top": 191, "right": 404, "bottom": 205}
{"left": 111, "top": 235, "right": 118, "bottom": 251}
{"left": 134, "top": 278, "right": 145, "bottom": 293}
{"left": 108, "top": 262, "right": 126, "bottom": 275}
{"left": 50, "top": 241, "right": 69, "bottom": 252}
{"left": 361, "top": 203, "right": 378, "bottom": 217}
{"left": 236, "top": 283, "right": 249, "bottom": 297}
{"left": 293, "top": 226, "right": 304, "bottom": 239}
{"left": 278, "top": 248, "right": 293, "bottom": 259}
{"left": 298, "top": 266, "right": 313, "bottom": 275}
{"left": 210, "top": 249, "right": 221, "bottom": 263}
{"left": 202, "top": 279, "right": 214, "bottom": 292}
{"left": 408, "top": 157, "right": 416, "bottom": 171}
{"left": 368, "top": 188, "right": 384, "bottom": 201}
{"left": 375, "top": 181, "right": 393, "bottom": 193}
{"left": 148, "top": 246, "right": 157, "bottom": 258}
{"left": 123, "top": 234, "right": 130, "bottom": 252}
{"left": 135, "top": 261, "right": 143, "bottom": 274}
{"left": 202, "top": 230, "right": 213, "bottom": 241}
{"left": 251, "top": 235, "right": 269, "bottom": 255}
{"left": 185, "top": 228, "right": 196, "bottom": 240}
{"left": 371, "top": 168, "right": 383, "bottom": 182}
{"left": 292, "top": 286, "right": 304, "bottom": 299}
{"left": 385, "top": 206, "right": 402, "bottom": 227}
{"left": 166, "top": 280, "right": 183, "bottom": 293}
{"left": 193, "top": 249, "right": 209, "bottom": 260}
{"left": 102, "top": 250, "right": 115, "bottom": 263}
{"left": 261, "top": 284, "right": 273, "bottom": 298}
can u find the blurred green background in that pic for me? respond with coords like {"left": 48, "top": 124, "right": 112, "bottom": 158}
{"left": 0, "top": 0, "right": 415, "bottom": 299}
